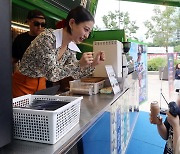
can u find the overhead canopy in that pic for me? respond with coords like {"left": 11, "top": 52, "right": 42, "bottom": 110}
{"left": 120, "top": 0, "right": 180, "bottom": 7}
{"left": 12, "top": 0, "right": 98, "bottom": 20}
{"left": 12, "top": 0, "right": 180, "bottom": 22}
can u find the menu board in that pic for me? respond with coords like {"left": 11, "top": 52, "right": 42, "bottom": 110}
{"left": 105, "top": 65, "right": 120, "bottom": 94}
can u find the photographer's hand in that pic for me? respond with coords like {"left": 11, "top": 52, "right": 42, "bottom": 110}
{"left": 167, "top": 112, "right": 179, "bottom": 128}
{"left": 149, "top": 113, "right": 163, "bottom": 125}
{"left": 149, "top": 113, "right": 168, "bottom": 140}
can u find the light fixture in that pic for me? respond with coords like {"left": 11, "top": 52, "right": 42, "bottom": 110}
{"left": 11, "top": 21, "right": 29, "bottom": 31}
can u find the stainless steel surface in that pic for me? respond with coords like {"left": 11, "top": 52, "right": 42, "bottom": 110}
{"left": 0, "top": 72, "right": 138, "bottom": 154}
{"left": 0, "top": 92, "right": 125, "bottom": 154}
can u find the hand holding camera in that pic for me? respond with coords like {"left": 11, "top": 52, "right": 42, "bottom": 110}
{"left": 167, "top": 111, "right": 180, "bottom": 129}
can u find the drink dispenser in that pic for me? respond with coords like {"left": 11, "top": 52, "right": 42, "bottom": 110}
{"left": 93, "top": 40, "right": 133, "bottom": 78}
{"left": 93, "top": 40, "right": 123, "bottom": 78}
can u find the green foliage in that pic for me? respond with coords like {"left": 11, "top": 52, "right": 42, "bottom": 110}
{"left": 175, "top": 45, "right": 180, "bottom": 52}
{"left": 148, "top": 58, "right": 166, "bottom": 71}
{"left": 148, "top": 58, "right": 180, "bottom": 71}
{"left": 102, "top": 10, "right": 139, "bottom": 39}
{"left": 147, "top": 40, "right": 180, "bottom": 48}
{"left": 147, "top": 42, "right": 159, "bottom": 47}
{"left": 93, "top": 25, "right": 101, "bottom": 31}
{"left": 174, "top": 59, "right": 180, "bottom": 66}
{"left": 144, "top": 6, "right": 179, "bottom": 49}
{"left": 168, "top": 41, "right": 180, "bottom": 47}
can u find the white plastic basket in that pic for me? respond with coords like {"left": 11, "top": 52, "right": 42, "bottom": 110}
{"left": 13, "top": 94, "right": 82, "bottom": 144}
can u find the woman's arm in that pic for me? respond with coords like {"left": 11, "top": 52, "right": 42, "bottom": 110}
{"left": 66, "top": 52, "right": 95, "bottom": 79}
{"left": 157, "top": 123, "right": 168, "bottom": 140}
{"left": 66, "top": 51, "right": 105, "bottom": 79}
{"left": 20, "top": 29, "right": 82, "bottom": 82}
{"left": 174, "top": 125, "right": 180, "bottom": 152}
{"left": 167, "top": 112, "right": 180, "bottom": 151}
{"left": 175, "top": 136, "right": 180, "bottom": 154}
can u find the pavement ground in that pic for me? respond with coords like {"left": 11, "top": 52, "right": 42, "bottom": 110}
{"left": 140, "top": 72, "right": 178, "bottom": 112}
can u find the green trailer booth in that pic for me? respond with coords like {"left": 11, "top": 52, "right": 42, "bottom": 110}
{"left": 0, "top": 0, "right": 179, "bottom": 152}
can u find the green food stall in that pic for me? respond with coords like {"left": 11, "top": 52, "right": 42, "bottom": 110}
{"left": 0, "top": 0, "right": 179, "bottom": 153}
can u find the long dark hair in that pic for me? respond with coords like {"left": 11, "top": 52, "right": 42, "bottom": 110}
{"left": 176, "top": 63, "right": 180, "bottom": 69}
{"left": 56, "top": 6, "right": 94, "bottom": 34}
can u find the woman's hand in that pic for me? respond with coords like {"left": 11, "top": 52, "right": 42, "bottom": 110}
{"left": 79, "top": 52, "right": 94, "bottom": 68}
{"left": 79, "top": 51, "right": 105, "bottom": 68}
{"left": 167, "top": 112, "right": 180, "bottom": 128}
{"left": 91, "top": 51, "right": 105, "bottom": 67}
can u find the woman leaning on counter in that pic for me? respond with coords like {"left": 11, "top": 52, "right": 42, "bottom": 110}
{"left": 12, "top": 6, "right": 105, "bottom": 98}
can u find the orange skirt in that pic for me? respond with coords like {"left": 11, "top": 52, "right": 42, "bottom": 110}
{"left": 12, "top": 71, "right": 46, "bottom": 98}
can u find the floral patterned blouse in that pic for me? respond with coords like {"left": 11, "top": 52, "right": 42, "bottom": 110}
{"left": 19, "top": 28, "right": 94, "bottom": 82}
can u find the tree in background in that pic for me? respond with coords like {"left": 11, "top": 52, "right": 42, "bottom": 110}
{"left": 174, "top": 8, "right": 180, "bottom": 52}
{"left": 102, "top": 11, "right": 139, "bottom": 39}
{"left": 175, "top": 45, "right": 180, "bottom": 52}
{"left": 93, "top": 25, "right": 101, "bottom": 31}
{"left": 144, "top": 6, "right": 178, "bottom": 52}
{"left": 176, "top": 8, "right": 180, "bottom": 30}
{"left": 169, "top": 40, "right": 180, "bottom": 52}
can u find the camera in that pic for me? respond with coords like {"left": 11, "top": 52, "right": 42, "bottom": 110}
{"left": 168, "top": 101, "right": 180, "bottom": 117}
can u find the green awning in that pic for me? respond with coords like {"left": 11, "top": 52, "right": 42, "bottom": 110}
{"left": 12, "top": 0, "right": 99, "bottom": 20}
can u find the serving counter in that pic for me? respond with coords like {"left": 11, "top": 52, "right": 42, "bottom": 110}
{"left": 0, "top": 72, "right": 139, "bottom": 154}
